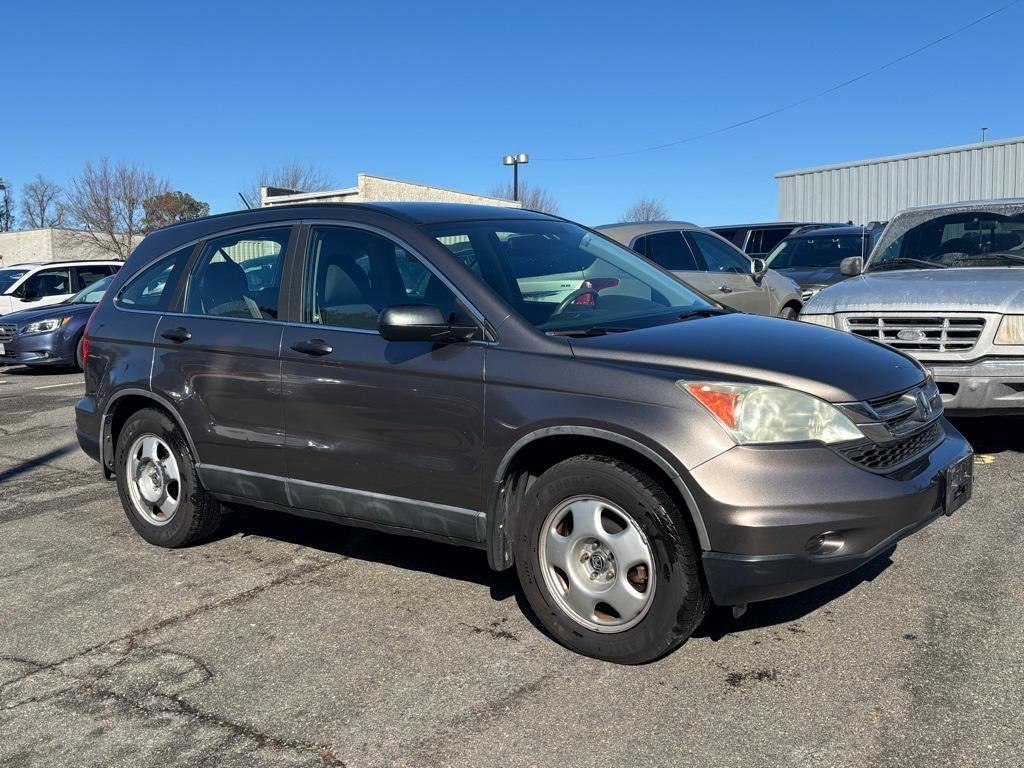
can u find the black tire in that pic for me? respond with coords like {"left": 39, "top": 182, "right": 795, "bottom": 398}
{"left": 114, "top": 408, "right": 222, "bottom": 547}
{"left": 778, "top": 304, "right": 799, "bottom": 320}
{"left": 515, "top": 455, "right": 709, "bottom": 664}
{"left": 74, "top": 335, "right": 86, "bottom": 371}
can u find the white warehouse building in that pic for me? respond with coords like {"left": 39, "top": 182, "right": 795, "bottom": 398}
{"left": 776, "top": 135, "right": 1024, "bottom": 224}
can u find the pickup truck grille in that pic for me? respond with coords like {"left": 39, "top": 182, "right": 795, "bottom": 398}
{"left": 840, "top": 421, "right": 942, "bottom": 471}
{"left": 0, "top": 324, "right": 16, "bottom": 343}
{"left": 845, "top": 315, "right": 985, "bottom": 353}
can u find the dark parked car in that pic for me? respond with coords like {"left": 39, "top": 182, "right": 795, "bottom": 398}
{"left": 766, "top": 223, "right": 885, "bottom": 302}
{"left": 0, "top": 274, "right": 114, "bottom": 369}
{"left": 75, "top": 203, "right": 973, "bottom": 663}
{"left": 711, "top": 221, "right": 842, "bottom": 259}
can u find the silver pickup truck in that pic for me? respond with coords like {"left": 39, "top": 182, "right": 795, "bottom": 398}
{"left": 801, "top": 200, "right": 1024, "bottom": 415}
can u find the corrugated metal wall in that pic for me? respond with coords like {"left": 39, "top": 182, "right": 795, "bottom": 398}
{"left": 777, "top": 137, "right": 1024, "bottom": 223}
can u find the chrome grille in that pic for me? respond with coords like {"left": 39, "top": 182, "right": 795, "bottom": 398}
{"left": 0, "top": 324, "right": 15, "bottom": 343}
{"left": 839, "top": 422, "right": 942, "bottom": 471}
{"left": 845, "top": 315, "right": 985, "bottom": 353}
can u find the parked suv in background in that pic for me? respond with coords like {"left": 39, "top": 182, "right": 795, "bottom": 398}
{"left": 711, "top": 221, "right": 841, "bottom": 259}
{"left": 0, "top": 275, "right": 114, "bottom": 369}
{"left": 76, "top": 203, "right": 973, "bottom": 663}
{"left": 598, "top": 221, "right": 803, "bottom": 318}
{"left": 0, "top": 260, "right": 120, "bottom": 316}
{"left": 767, "top": 223, "right": 885, "bottom": 302}
{"left": 803, "top": 200, "right": 1024, "bottom": 415}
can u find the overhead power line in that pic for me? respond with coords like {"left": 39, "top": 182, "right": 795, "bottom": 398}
{"left": 536, "top": 0, "right": 1021, "bottom": 162}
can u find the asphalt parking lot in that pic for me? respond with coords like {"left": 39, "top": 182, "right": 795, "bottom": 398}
{"left": 0, "top": 366, "right": 1022, "bottom": 768}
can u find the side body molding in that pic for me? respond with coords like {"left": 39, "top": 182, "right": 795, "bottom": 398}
{"left": 486, "top": 425, "right": 712, "bottom": 571}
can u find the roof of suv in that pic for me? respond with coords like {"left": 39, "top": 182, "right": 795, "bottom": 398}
{"left": 782, "top": 225, "right": 876, "bottom": 239}
{"left": 595, "top": 221, "right": 701, "bottom": 244}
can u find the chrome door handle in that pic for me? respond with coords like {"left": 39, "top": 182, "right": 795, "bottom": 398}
{"left": 160, "top": 327, "right": 192, "bottom": 343}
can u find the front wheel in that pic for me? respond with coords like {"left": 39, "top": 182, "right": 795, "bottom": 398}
{"left": 778, "top": 304, "right": 799, "bottom": 320}
{"left": 114, "top": 408, "right": 222, "bottom": 547}
{"left": 515, "top": 455, "right": 709, "bottom": 664}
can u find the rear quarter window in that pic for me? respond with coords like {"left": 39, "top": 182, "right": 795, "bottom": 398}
{"left": 116, "top": 246, "right": 193, "bottom": 311}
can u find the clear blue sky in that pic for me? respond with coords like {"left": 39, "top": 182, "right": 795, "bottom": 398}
{"left": 3, "top": 0, "right": 1022, "bottom": 226}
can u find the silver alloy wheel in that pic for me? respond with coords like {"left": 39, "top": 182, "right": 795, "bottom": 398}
{"left": 538, "top": 495, "right": 657, "bottom": 633}
{"left": 126, "top": 434, "right": 181, "bottom": 526}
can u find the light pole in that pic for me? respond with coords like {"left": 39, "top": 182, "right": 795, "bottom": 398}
{"left": 502, "top": 153, "right": 529, "bottom": 202}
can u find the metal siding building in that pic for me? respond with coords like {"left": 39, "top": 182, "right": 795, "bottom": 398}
{"left": 776, "top": 136, "right": 1024, "bottom": 223}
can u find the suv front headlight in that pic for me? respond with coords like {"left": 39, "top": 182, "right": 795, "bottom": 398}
{"left": 800, "top": 314, "right": 836, "bottom": 329}
{"left": 995, "top": 315, "right": 1024, "bottom": 345}
{"left": 680, "top": 381, "right": 863, "bottom": 444}
{"left": 21, "top": 316, "right": 71, "bottom": 335}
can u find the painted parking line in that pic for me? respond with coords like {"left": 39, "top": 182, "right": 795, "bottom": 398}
{"left": 33, "top": 382, "right": 81, "bottom": 390}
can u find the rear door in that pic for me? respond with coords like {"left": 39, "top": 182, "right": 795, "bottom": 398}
{"left": 74, "top": 264, "right": 119, "bottom": 291}
{"left": 686, "top": 230, "right": 770, "bottom": 314}
{"left": 279, "top": 223, "right": 486, "bottom": 542}
{"left": 150, "top": 226, "right": 294, "bottom": 506}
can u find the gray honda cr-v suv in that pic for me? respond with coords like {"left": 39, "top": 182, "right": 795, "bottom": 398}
{"left": 75, "top": 203, "right": 974, "bottom": 663}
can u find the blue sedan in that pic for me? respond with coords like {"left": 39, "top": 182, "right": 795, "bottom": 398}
{"left": 0, "top": 275, "right": 112, "bottom": 370}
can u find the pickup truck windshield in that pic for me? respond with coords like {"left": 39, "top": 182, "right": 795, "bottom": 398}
{"left": 768, "top": 234, "right": 867, "bottom": 268}
{"left": 869, "top": 210, "right": 1024, "bottom": 271}
{"left": 427, "top": 219, "right": 716, "bottom": 332}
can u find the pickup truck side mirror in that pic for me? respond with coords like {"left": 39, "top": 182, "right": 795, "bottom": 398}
{"left": 378, "top": 304, "right": 477, "bottom": 343}
{"left": 840, "top": 256, "right": 864, "bottom": 276}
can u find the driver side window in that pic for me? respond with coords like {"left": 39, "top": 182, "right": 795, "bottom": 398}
{"left": 18, "top": 267, "right": 73, "bottom": 298}
{"left": 689, "top": 231, "right": 751, "bottom": 274}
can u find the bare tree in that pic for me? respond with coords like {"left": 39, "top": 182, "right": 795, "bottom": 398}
{"left": 20, "top": 175, "right": 65, "bottom": 228}
{"left": 0, "top": 180, "right": 14, "bottom": 232}
{"left": 489, "top": 180, "right": 561, "bottom": 214}
{"left": 620, "top": 197, "right": 668, "bottom": 222}
{"left": 64, "top": 158, "right": 169, "bottom": 259}
{"left": 245, "top": 161, "right": 334, "bottom": 208}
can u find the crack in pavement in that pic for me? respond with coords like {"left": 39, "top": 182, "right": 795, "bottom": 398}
{"left": 0, "top": 557, "right": 350, "bottom": 766}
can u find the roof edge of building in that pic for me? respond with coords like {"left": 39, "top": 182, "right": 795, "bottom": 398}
{"left": 775, "top": 135, "right": 1024, "bottom": 179}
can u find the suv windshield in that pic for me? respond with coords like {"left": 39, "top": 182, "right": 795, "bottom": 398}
{"left": 427, "top": 219, "right": 717, "bottom": 332}
{"left": 0, "top": 268, "right": 30, "bottom": 294}
{"left": 67, "top": 274, "right": 113, "bottom": 304}
{"left": 869, "top": 210, "right": 1024, "bottom": 271}
{"left": 768, "top": 233, "right": 867, "bottom": 268}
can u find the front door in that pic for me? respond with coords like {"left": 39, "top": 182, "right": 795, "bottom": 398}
{"left": 686, "top": 230, "right": 771, "bottom": 314}
{"left": 280, "top": 224, "right": 486, "bottom": 542}
{"left": 150, "top": 226, "right": 293, "bottom": 506}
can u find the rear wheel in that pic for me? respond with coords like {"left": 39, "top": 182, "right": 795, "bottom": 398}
{"left": 74, "top": 336, "right": 86, "bottom": 371}
{"left": 778, "top": 304, "right": 799, "bottom": 320}
{"left": 515, "top": 455, "right": 708, "bottom": 664}
{"left": 114, "top": 408, "right": 222, "bottom": 547}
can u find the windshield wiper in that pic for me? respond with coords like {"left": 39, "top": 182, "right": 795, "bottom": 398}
{"left": 871, "top": 257, "right": 947, "bottom": 271}
{"left": 677, "top": 308, "right": 731, "bottom": 321}
{"left": 980, "top": 251, "right": 1024, "bottom": 265}
{"left": 546, "top": 326, "right": 632, "bottom": 338}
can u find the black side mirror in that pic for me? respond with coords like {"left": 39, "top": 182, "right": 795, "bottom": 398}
{"left": 378, "top": 304, "right": 477, "bottom": 343}
{"left": 750, "top": 258, "right": 768, "bottom": 279}
{"left": 840, "top": 256, "right": 864, "bottom": 276}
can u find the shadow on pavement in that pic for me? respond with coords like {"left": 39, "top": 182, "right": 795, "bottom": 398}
{"left": 694, "top": 548, "right": 895, "bottom": 641}
{"left": 949, "top": 416, "right": 1024, "bottom": 455}
{"left": 216, "top": 505, "right": 519, "bottom": 600}
{"left": 0, "top": 442, "right": 79, "bottom": 483}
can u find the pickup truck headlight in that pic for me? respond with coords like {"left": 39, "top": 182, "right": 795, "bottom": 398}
{"left": 21, "top": 316, "right": 71, "bottom": 335}
{"left": 800, "top": 314, "right": 836, "bottom": 329}
{"left": 680, "top": 381, "right": 863, "bottom": 444}
{"left": 995, "top": 315, "right": 1024, "bottom": 345}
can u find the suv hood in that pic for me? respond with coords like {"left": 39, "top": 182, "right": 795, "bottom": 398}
{"left": 0, "top": 302, "right": 95, "bottom": 327}
{"left": 568, "top": 312, "right": 923, "bottom": 403}
{"left": 774, "top": 265, "right": 844, "bottom": 288}
{"left": 806, "top": 267, "right": 1024, "bottom": 314}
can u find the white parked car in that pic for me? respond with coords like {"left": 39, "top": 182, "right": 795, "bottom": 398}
{"left": 0, "top": 260, "right": 121, "bottom": 316}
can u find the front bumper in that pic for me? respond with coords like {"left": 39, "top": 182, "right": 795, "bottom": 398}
{"left": 918, "top": 357, "right": 1024, "bottom": 415}
{"left": 689, "top": 418, "right": 973, "bottom": 606}
{"left": 0, "top": 331, "right": 73, "bottom": 366}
